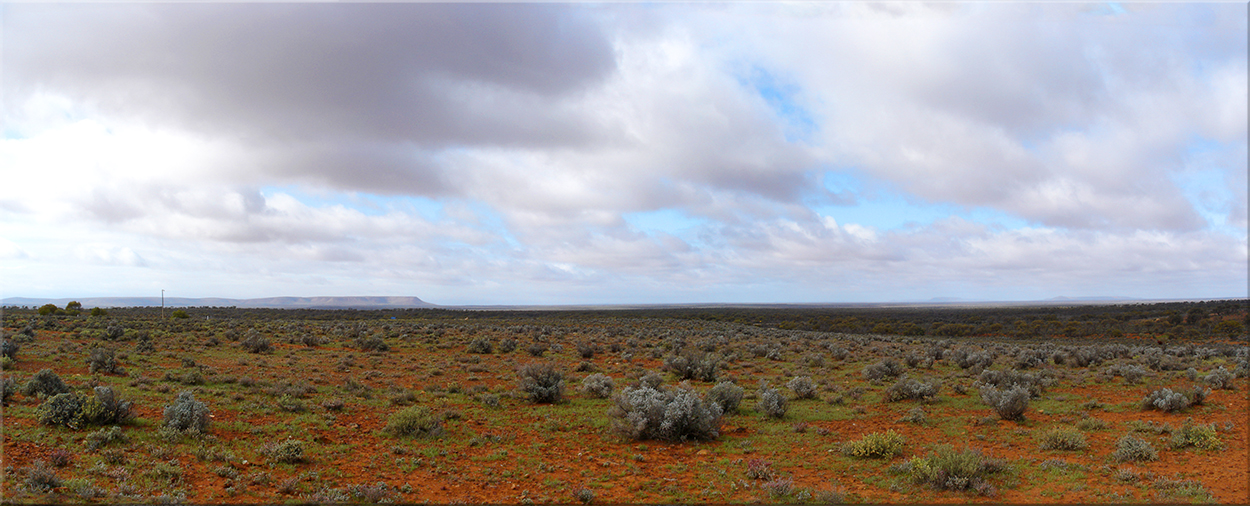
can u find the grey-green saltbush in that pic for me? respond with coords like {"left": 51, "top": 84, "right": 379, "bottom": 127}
{"left": 580, "top": 373, "right": 614, "bottom": 399}
{"left": 163, "top": 390, "right": 210, "bottom": 434}
{"left": 1113, "top": 435, "right": 1158, "bottom": 462}
{"left": 384, "top": 406, "right": 443, "bottom": 438}
{"left": 979, "top": 385, "right": 1029, "bottom": 421}
{"left": 787, "top": 376, "right": 817, "bottom": 400}
{"left": 707, "top": 381, "right": 744, "bottom": 415}
{"left": 757, "top": 385, "right": 789, "bottom": 419}
{"left": 608, "top": 386, "right": 721, "bottom": 442}
{"left": 517, "top": 362, "right": 565, "bottom": 404}
{"left": 22, "top": 369, "right": 70, "bottom": 399}
{"left": 886, "top": 375, "right": 942, "bottom": 403}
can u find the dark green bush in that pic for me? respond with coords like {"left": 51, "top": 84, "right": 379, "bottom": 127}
{"left": 36, "top": 392, "right": 85, "bottom": 428}
{"left": 22, "top": 369, "right": 70, "bottom": 398}
{"left": 241, "top": 330, "right": 272, "bottom": 354}
{"left": 1, "top": 338, "right": 18, "bottom": 359}
{"left": 1, "top": 376, "right": 17, "bottom": 404}
{"left": 86, "top": 347, "right": 124, "bottom": 375}
{"left": 466, "top": 337, "right": 493, "bottom": 354}
{"left": 517, "top": 362, "right": 565, "bottom": 404}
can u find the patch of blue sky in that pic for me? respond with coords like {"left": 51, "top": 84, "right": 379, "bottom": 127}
{"left": 623, "top": 208, "right": 707, "bottom": 237}
{"left": 814, "top": 169, "right": 1031, "bottom": 232}
{"left": 1176, "top": 135, "right": 1245, "bottom": 233}
{"left": 737, "top": 65, "right": 817, "bottom": 143}
{"left": 260, "top": 185, "right": 443, "bottom": 220}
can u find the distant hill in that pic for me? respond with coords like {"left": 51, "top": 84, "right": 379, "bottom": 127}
{"left": 1, "top": 296, "right": 435, "bottom": 309}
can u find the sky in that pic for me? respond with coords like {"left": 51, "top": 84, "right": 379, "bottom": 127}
{"left": 1, "top": 2, "right": 1246, "bottom": 305}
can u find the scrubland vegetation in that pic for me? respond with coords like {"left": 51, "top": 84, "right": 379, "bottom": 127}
{"left": 1, "top": 300, "right": 1247, "bottom": 503}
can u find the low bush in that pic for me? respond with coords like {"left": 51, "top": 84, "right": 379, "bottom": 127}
{"left": 886, "top": 375, "right": 942, "bottom": 403}
{"left": 974, "top": 368, "right": 1051, "bottom": 398}
{"left": 979, "top": 385, "right": 1029, "bottom": 421}
{"left": 79, "top": 386, "right": 134, "bottom": 426}
{"left": 1204, "top": 366, "right": 1235, "bottom": 390}
{"left": 1, "top": 338, "right": 18, "bottom": 360}
{"left": 787, "top": 376, "right": 817, "bottom": 400}
{"left": 608, "top": 386, "right": 721, "bottom": 442}
{"left": 498, "top": 338, "right": 517, "bottom": 353}
{"left": 466, "top": 337, "right": 493, "bottom": 354}
{"left": 384, "top": 405, "right": 444, "bottom": 438}
{"left": 898, "top": 406, "right": 929, "bottom": 425}
{"left": 2, "top": 377, "right": 18, "bottom": 404}
{"left": 163, "top": 390, "right": 210, "bottom": 434}
{"left": 862, "top": 359, "right": 905, "bottom": 381}
{"left": 23, "top": 460, "right": 61, "bottom": 493}
{"left": 241, "top": 331, "right": 272, "bottom": 354}
{"left": 1170, "top": 420, "right": 1224, "bottom": 451}
{"left": 85, "top": 426, "right": 128, "bottom": 451}
{"left": 745, "top": 458, "right": 776, "bottom": 480}
{"left": 261, "top": 439, "right": 307, "bottom": 464}
{"left": 36, "top": 392, "right": 84, "bottom": 428}
{"left": 1140, "top": 386, "right": 1208, "bottom": 412}
{"left": 22, "top": 369, "right": 70, "bottom": 399}
{"left": 517, "top": 362, "right": 565, "bottom": 404}
{"left": 580, "top": 373, "right": 614, "bottom": 399}
{"left": 842, "top": 430, "right": 905, "bottom": 459}
{"left": 525, "top": 343, "right": 547, "bottom": 357}
{"left": 1112, "top": 435, "right": 1158, "bottom": 462}
{"left": 707, "top": 381, "right": 744, "bottom": 415}
{"left": 354, "top": 334, "right": 389, "bottom": 352}
{"left": 903, "top": 445, "right": 1005, "bottom": 496}
{"left": 86, "top": 347, "right": 124, "bottom": 375}
{"left": 662, "top": 351, "right": 721, "bottom": 382}
{"left": 1037, "top": 427, "right": 1089, "bottom": 451}
{"left": 757, "top": 385, "right": 789, "bottom": 419}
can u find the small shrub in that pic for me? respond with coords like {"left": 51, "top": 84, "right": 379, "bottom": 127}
{"left": 974, "top": 368, "right": 1051, "bottom": 398}
{"left": 757, "top": 385, "right": 789, "bottom": 419}
{"left": 1075, "top": 417, "right": 1108, "bottom": 431}
{"left": 904, "top": 445, "right": 1005, "bottom": 495}
{"left": 0, "top": 376, "right": 17, "bottom": 404}
{"left": 1038, "top": 427, "right": 1089, "bottom": 451}
{"left": 85, "top": 426, "right": 128, "bottom": 450}
{"left": 608, "top": 386, "right": 721, "bottom": 442}
{"left": 707, "top": 381, "right": 744, "bottom": 415}
{"left": 575, "top": 341, "right": 598, "bottom": 359}
{"left": 466, "top": 337, "right": 493, "bottom": 354}
{"left": 898, "top": 406, "right": 930, "bottom": 425}
{"left": 354, "top": 334, "right": 389, "bottom": 352}
{"left": 638, "top": 371, "right": 664, "bottom": 390}
{"left": 241, "top": 331, "right": 272, "bottom": 354}
{"left": 842, "top": 430, "right": 905, "bottom": 459}
{"left": 498, "top": 338, "right": 518, "bottom": 353}
{"left": 1140, "top": 387, "right": 1191, "bottom": 412}
{"left": 762, "top": 477, "right": 794, "bottom": 499}
{"left": 384, "top": 405, "right": 444, "bottom": 438}
{"left": 662, "top": 351, "right": 720, "bottom": 382}
{"left": 1170, "top": 420, "right": 1224, "bottom": 450}
{"left": 573, "top": 486, "right": 595, "bottom": 504}
{"left": 22, "top": 369, "right": 70, "bottom": 398}
{"left": 580, "top": 373, "right": 614, "bottom": 399}
{"left": 1113, "top": 435, "right": 1158, "bottom": 462}
{"left": 1204, "top": 366, "right": 1235, "bottom": 390}
{"left": 862, "top": 358, "right": 905, "bottom": 381}
{"left": 518, "top": 362, "right": 565, "bottom": 404}
{"left": 163, "top": 390, "right": 210, "bottom": 434}
{"left": 886, "top": 375, "right": 942, "bottom": 403}
{"left": 745, "top": 458, "right": 776, "bottom": 480}
{"left": 261, "top": 439, "right": 307, "bottom": 464}
{"left": 23, "top": 460, "right": 61, "bottom": 493}
{"left": 37, "top": 392, "right": 85, "bottom": 428}
{"left": 525, "top": 343, "right": 547, "bottom": 357}
{"left": 79, "top": 386, "right": 134, "bottom": 426}
{"left": 1, "top": 338, "right": 19, "bottom": 360}
{"left": 787, "top": 376, "right": 817, "bottom": 400}
{"left": 979, "top": 385, "right": 1029, "bottom": 421}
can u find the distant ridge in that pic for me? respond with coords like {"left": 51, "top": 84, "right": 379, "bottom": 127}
{"left": 1, "top": 296, "right": 435, "bottom": 309}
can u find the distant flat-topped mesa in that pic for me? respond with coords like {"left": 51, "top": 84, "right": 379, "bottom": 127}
{"left": 2, "top": 296, "right": 435, "bottom": 309}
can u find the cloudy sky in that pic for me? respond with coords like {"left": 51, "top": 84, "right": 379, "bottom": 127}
{"left": 2, "top": 2, "right": 1246, "bottom": 305}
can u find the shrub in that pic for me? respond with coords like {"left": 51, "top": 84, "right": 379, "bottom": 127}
{"left": 662, "top": 351, "right": 720, "bottom": 382}
{"left": 79, "top": 386, "right": 134, "bottom": 426}
{"left": 517, "top": 362, "right": 565, "bottom": 404}
{"left": 1141, "top": 387, "right": 1191, "bottom": 412}
{"left": 842, "top": 430, "right": 905, "bottom": 459}
{"left": 787, "top": 376, "right": 817, "bottom": 400}
{"left": 466, "top": 337, "right": 493, "bottom": 354}
{"left": 1170, "top": 420, "right": 1224, "bottom": 451}
{"left": 707, "top": 381, "right": 744, "bottom": 415}
{"left": 1038, "top": 427, "right": 1089, "bottom": 451}
{"left": 1075, "top": 417, "right": 1109, "bottom": 431}
{"left": 573, "top": 486, "right": 595, "bottom": 504}
{"left": 1, "top": 376, "right": 17, "bottom": 404}
{"left": 23, "top": 460, "right": 61, "bottom": 493}
{"left": 86, "top": 347, "right": 124, "bottom": 375}
{"left": 979, "top": 385, "right": 1029, "bottom": 421}
{"left": 1204, "top": 366, "right": 1235, "bottom": 390}
{"left": 575, "top": 341, "right": 598, "bottom": 359}
{"left": 37, "top": 392, "right": 85, "bottom": 428}
{"left": 898, "top": 406, "right": 929, "bottom": 425}
{"left": 384, "top": 405, "right": 444, "bottom": 438}
{"left": 1, "top": 338, "right": 18, "bottom": 360}
{"left": 22, "top": 369, "right": 70, "bottom": 398}
{"left": 903, "top": 445, "right": 1005, "bottom": 495}
{"left": 886, "top": 376, "right": 942, "bottom": 403}
{"left": 608, "top": 386, "right": 721, "bottom": 442}
{"left": 580, "top": 373, "right": 614, "bottom": 399}
{"left": 241, "top": 331, "right": 272, "bottom": 354}
{"left": 354, "top": 334, "right": 389, "bottom": 352}
{"left": 104, "top": 324, "right": 125, "bottom": 341}
{"left": 638, "top": 371, "right": 664, "bottom": 390}
{"left": 974, "top": 368, "right": 1051, "bottom": 398}
{"left": 525, "top": 343, "right": 547, "bottom": 357}
{"left": 757, "top": 385, "right": 789, "bottom": 419}
{"left": 498, "top": 338, "right": 518, "bottom": 353}
{"left": 745, "top": 458, "right": 776, "bottom": 480}
{"left": 163, "top": 390, "right": 210, "bottom": 434}
{"left": 1113, "top": 435, "right": 1158, "bottom": 462}
{"left": 85, "top": 426, "right": 128, "bottom": 451}
{"left": 261, "top": 439, "right": 307, "bottom": 464}
{"left": 862, "top": 359, "right": 905, "bottom": 381}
